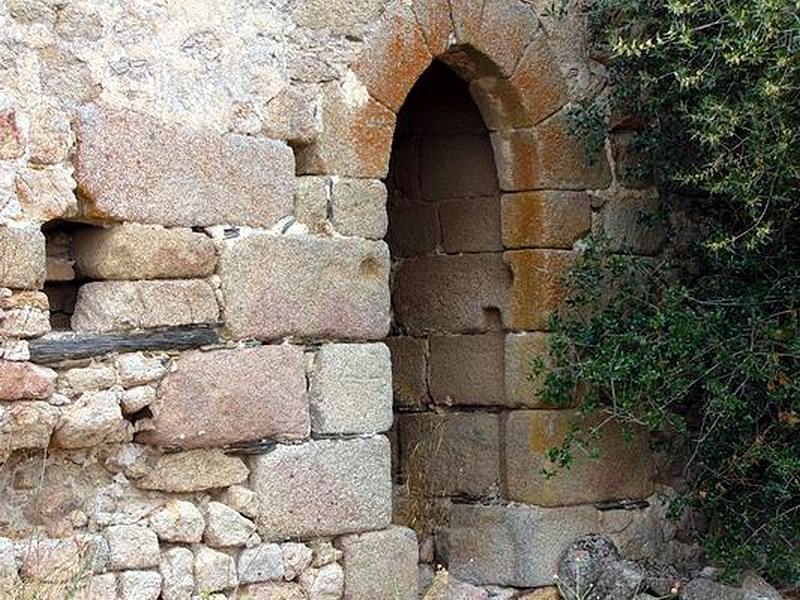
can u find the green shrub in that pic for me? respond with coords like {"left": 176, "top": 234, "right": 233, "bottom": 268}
{"left": 538, "top": 0, "right": 800, "bottom": 586}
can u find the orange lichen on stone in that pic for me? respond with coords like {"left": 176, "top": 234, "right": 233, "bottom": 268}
{"left": 501, "top": 191, "right": 591, "bottom": 249}
{"left": 503, "top": 249, "right": 576, "bottom": 331}
{"left": 490, "top": 129, "right": 540, "bottom": 192}
{"left": 412, "top": 0, "right": 455, "bottom": 56}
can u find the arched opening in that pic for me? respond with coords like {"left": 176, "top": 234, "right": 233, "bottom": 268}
{"left": 386, "top": 60, "right": 512, "bottom": 586}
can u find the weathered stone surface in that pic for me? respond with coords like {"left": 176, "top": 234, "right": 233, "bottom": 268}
{"left": 241, "top": 582, "right": 306, "bottom": 600}
{"left": 238, "top": 543, "right": 285, "bottom": 584}
{"left": 71, "top": 280, "right": 219, "bottom": 333}
{"left": 135, "top": 449, "right": 249, "bottom": 493}
{"left": 83, "top": 573, "right": 117, "bottom": 600}
{"left": 338, "top": 526, "right": 418, "bottom": 600}
{"left": 504, "top": 250, "right": 575, "bottom": 331}
{"left": 0, "top": 361, "right": 56, "bottom": 400}
{"left": 398, "top": 412, "right": 500, "bottom": 498}
{"left": 557, "top": 535, "right": 644, "bottom": 600}
{"left": 29, "top": 102, "right": 71, "bottom": 165}
{"left": 504, "top": 410, "right": 655, "bottom": 506}
{"left": 57, "top": 363, "right": 117, "bottom": 397}
{"left": 194, "top": 546, "right": 238, "bottom": 593}
{"left": 599, "top": 192, "right": 665, "bottom": 256}
{"left": 0, "top": 108, "right": 24, "bottom": 159}
{"left": 393, "top": 254, "right": 510, "bottom": 334}
{"left": 351, "top": 2, "right": 432, "bottom": 112}
{"left": 220, "top": 234, "right": 390, "bottom": 340}
{"left": 15, "top": 166, "right": 78, "bottom": 223}
{"left": 299, "top": 562, "right": 344, "bottom": 599}
{"left": 0, "top": 401, "right": 60, "bottom": 455}
{"left": 0, "top": 305, "right": 50, "bottom": 339}
{"left": 440, "top": 196, "right": 503, "bottom": 253}
{"left": 149, "top": 499, "right": 205, "bottom": 543}
{"left": 421, "top": 134, "right": 499, "bottom": 201}
{"left": 104, "top": 525, "right": 160, "bottom": 570}
{"left": 504, "top": 332, "right": 551, "bottom": 407}
{"left": 204, "top": 501, "right": 256, "bottom": 547}
{"left": 0, "top": 225, "right": 46, "bottom": 290}
{"left": 387, "top": 200, "right": 440, "bottom": 257}
{"left": 160, "top": 547, "right": 194, "bottom": 600}
{"left": 411, "top": 0, "right": 454, "bottom": 55}
{"left": 261, "top": 86, "right": 319, "bottom": 145}
{"left": 422, "top": 570, "right": 489, "bottom": 599}
{"left": 386, "top": 336, "right": 429, "bottom": 408}
{"left": 75, "top": 105, "right": 295, "bottom": 227}
{"left": 291, "top": 0, "right": 385, "bottom": 35}
{"left": 139, "top": 346, "right": 308, "bottom": 449}
{"left": 281, "top": 542, "right": 313, "bottom": 580}
{"left": 309, "top": 343, "right": 392, "bottom": 434}
{"left": 219, "top": 485, "right": 260, "bottom": 519}
{"left": 295, "top": 77, "right": 396, "bottom": 178}
{"left": 52, "top": 390, "right": 131, "bottom": 448}
{"left": 429, "top": 333, "right": 504, "bottom": 406}
{"left": 19, "top": 537, "right": 82, "bottom": 583}
{"left": 490, "top": 129, "right": 539, "bottom": 192}
{"left": 680, "top": 578, "right": 757, "bottom": 600}
{"left": 121, "top": 385, "right": 155, "bottom": 415}
{"left": 115, "top": 353, "right": 167, "bottom": 387}
{"left": 501, "top": 191, "right": 591, "bottom": 249}
{"left": 117, "top": 570, "right": 162, "bottom": 600}
{"left": 72, "top": 223, "right": 218, "bottom": 280}
{"left": 294, "top": 176, "right": 329, "bottom": 233}
{"left": 250, "top": 437, "right": 391, "bottom": 540}
{"left": 518, "top": 588, "right": 560, "bottom": 600}
{"left": 330, "top": 177, "right": 388, "bottom": 239}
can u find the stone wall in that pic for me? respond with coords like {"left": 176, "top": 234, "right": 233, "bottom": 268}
{"left": 0, "top": 1, "right": 670, "bottom": 598}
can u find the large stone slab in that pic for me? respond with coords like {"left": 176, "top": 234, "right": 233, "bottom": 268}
{"left": 0, "top": 225, "right": 46, "bottom": 290}
{"left": 309, "top": 343, "right": 392, "bottom": 434}
{"left": 337, "top": 526, "right": 418, "bottom": 600}
{"left": 504, "top": 410, "right": 655, "bottom": 506}
{"left": 219, "top": 234, "right": 390, "bottom": 340}
{"left": 429, "top": 333, "right": 505, "bottom": 406}
{"left": 71, "top": 280, "right": 219, "bottom": 333}
{"left": 139, "top": 345, "right": 308, "bottom": 449}
{"left": 501, "top": 191, "right": 591, "bottom": 249}
{"left": 72, "top": 223, "right": 217, "bottom": 280}
{"left": 250, "top": 437, "right": 392, "bottom": 540}
{"left": 75, "top": 105, "right": 295, "bottom": 227}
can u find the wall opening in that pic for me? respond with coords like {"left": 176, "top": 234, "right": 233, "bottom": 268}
{"left": 386, "top": 61, "right": 512, "bottom": 573}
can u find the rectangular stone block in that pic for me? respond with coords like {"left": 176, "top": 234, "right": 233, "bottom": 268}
{"left": 386, "top": 201, "right": 439, "bottom": 258}
{"left": 392, "top": 254, "right": 510, "bottom": 335}
{"left": 330, "top": 178, "right": 388, "bottom": 239}
{"left": 501, "top": 191, "right": 591, "bottom": 249}
{"left": 398, "top": 412, "right": 500, "bottom": 498}
{"left": 385, "top": 336, "right": 429, "bottom": 409}
{"left": 309, "top": 343, "right": 392, "bottom": 434}
{"left": 75, "top": 105, "right": 295, "bottom": 227}
{"left": 504, "top": 249, "right": 575, "bottom": 331}
{"left": 136, "top": 449, "right": 250, "bottom": 493}
{"left": 294, "top": 176, "right": 329, "bottom": 233}
{"left": 429, "top": 333, "right": 504, "bottom": 406}
{"left": 440, "top": 196, "right": 503, "bottom": 253}
{"left": 138, "top": 345, "right": 308, "bottom": 449}
{"left": 250, "top": 437, "right": 392, "bottom": 540}
{"left": 72, "top": 223, "right": 217, "bottom": 280}
{"left": 219, "top": 234, "right": 390, "bottom": 340}
{"left": 504, "top": 332, "right": 553, "bottom": 407}
{"left": 0, "top": 225, "right": 46, "bottom": 290}
{"left": 490, "top": 129, "right": 539, "bottom": 192}
{"left": 71, "top": 280, "right": 219, "bottom": 333}
{"left": 420, "top": 134, "right": 499, "bottom": 201}
{"left": 504, "top": 410, "right": 655, "bottom": 507}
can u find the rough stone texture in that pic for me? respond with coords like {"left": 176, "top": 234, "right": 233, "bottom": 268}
{"left": 250, "top": 437, "right": 391, "bottom": 540}
{"left": 504, "top": 249, "right": 575, "bottom": 331}
{"left": 330, "top": 177, "right": 388, "bottom": 239}
{"left": 219, "top": 485, "right": 260, "bottom": 519}
{"left": 194, "top": 546, "right": 238, "bottom": 593}
{"left": 421, "top": 134, "right": 499, "bottom": 202}
{"left": 15, "top": 166, "right": 78, "bottom": 223}
{"left": 309, "top": 343, "right": 392, "bottom": 434}
{"left": 261, "top": 86, "right": 320, "bottom": 145}
{"left": 139, "top": 346, "right": 308, "bottom": 448}
{"left": 160, "top": 547, "right": 194, "bottom": 600}
{"left": 75, "top": 105, "right": 295, "bottom": 227}
{"left": 149, "top": 499, "right": 205, "bottom": 543}
{"left": 505, "top": 332, "right": 552, "bottom": 407}
{"left": 115, "top": 353, "right": 167, "bottom": 387}
{"left": 0, "top": 401, "right": 60, "bottom": 456}
{"left": 291, "top": 0, "right": 385, "bottom": 35}
{"left": 294, "top": 176, "right": 330, "bottom": 233}
{"left": 599, "top": 192, "right": 666, "bottom": 256}
{"left": 238, "top": 543, "right": 285, "bottom": 584}
{"left": 393, "top": 254, "right": 510, "bottom": 334}
{"left": 337, "top": 526, "right": 418, "bottom": 600}
{"left": 121, "top": 386, "right": 155, "bottom": 415}
{"left": 0, "top": 305, "right": 50, "bottom": 338}
{"left": 220, "top": 234, "right": 390, "bottom": 340}
{"left": 72, "top": 223, "right": 218, "bottom": 280}
{"left": 71, "top": 280, "right": 219, "bottom": 333}
{"left": 439, "top": 196, "right": 503, "bottom": 253}
{"left": 504, "top": 410, "right": 655, "bottom": 506}
{"left": 385, "top": 336, "right": 429, "bottom": 408}
{"left": 52, "top": 390, "right": 131, "bottom": 449}
{"left": 490, "top": 129, "right": 539, "bottom": 192}
{"left": 204, "top": 501, "right": 256, "bottom": 547}
{"left": 117, "top": 570, "right": 162, "bottom": 600}
{"left": 501, "top": 191, "right": 591, "bottom": 249}
{"left": 0, "top": 361, "right": 56, "bottom": 400}
{"left": 429, "top": 333, "right": 504, "bottom": 406}
{"left": 103, "top": 525, "right": 160, "bottom": 570}
{"left": 241, "top": 582, "right": 306, "bottom": 599}
{"left": 557, "top": 535, "right": 645, "bottom": 600}
{"left": 0, "top": 225, "right": 45, "bottom": 289}
{"left": 56, "top": 364, "right": 117, "bottom": 397}
{"left": 299, "top": 562, "right": 344, "bottom": 598}
{"left": 281, "top": 543, "right": 313, "bottom": 580}
{"left": 135, "top": 449, "right": 249, "bottom": 493}
{"left": 398, "top": 412, "right": 500, "bottom": 498}
{"left": 387, "top": 201, "right": 440, "bottom": 257}
{"left": 680, "top": 578, "right": 758, "bottom": 600}
{"left": 296, "top": 77, "right": 396, "bottom": 178}
{"left": 19, "top": 537, "right": 82, "bottom": 583}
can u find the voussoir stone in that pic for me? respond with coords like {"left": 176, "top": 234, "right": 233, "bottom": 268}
{"left": 135, "top": 449, "right": 249, "bottom": 493}
{"left": 219, "top": 233, "right": 390, "bottom": 340}
{"left": 75, "top": 104, "right": 295, "bottom": 227}
{"left": 249, "top": 436, "right": 391, "bottom": 540}
{"left": 72, "top": 223, "right": 217, "bottom": 280}
{"left": 70, "top": 280, "right": 219, "bottom": 333}
{"left": 0, "top": 225, "right": 46, "bottom": 290}
{"left": 138, "top": 345, "right": 308, "bottom": 449}
{"left": 0, "top": 361, "right": 56, "bottom": 400}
